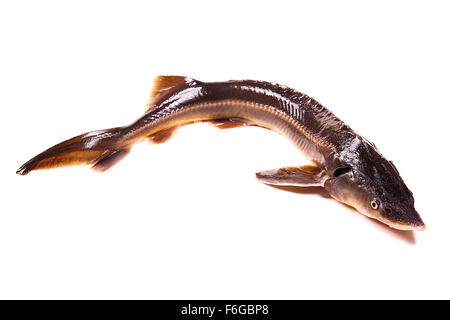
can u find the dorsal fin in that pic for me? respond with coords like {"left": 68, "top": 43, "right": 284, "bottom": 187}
{"left": 145, "top": 75, "right": 195, "bottom": 111}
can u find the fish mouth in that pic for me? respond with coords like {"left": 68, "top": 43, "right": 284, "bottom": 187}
{"left": 385, "top": 220, "right": 426, "bottom": 231}
{"left": 373, "top": 215, "right": 426, "bottom": 231}
{"left": 361, "top": 209, "right": 426, "bottom": 231}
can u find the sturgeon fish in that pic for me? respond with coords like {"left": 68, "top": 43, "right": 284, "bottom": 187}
{"left": 17, "top": 76, "right": 425, "bottom": 231}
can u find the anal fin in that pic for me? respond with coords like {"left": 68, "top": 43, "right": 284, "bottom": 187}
{"left": 92, "top": 148, "right": 130, "bottom": 172}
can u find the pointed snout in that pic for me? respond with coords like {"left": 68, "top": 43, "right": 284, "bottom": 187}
{"left": 382, "top": 207, "right": 426, "bottom": 231}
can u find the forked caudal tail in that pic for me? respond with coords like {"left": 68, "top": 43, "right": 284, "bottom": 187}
{"left": 16, "top": 127, "right": 131, "bottom": 175}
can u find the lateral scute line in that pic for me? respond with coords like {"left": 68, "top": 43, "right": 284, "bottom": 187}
{"left": 145, "top": 99, "right": 338, "bottom": 153}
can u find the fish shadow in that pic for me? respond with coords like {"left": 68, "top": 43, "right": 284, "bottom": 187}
{"left": 270, "top": 185, "right": 332, "bottom": 199}
{"left": 363, "top": 217, "right": 416, "bottom": 244}
{"left": 268, "top": 185, "right": 416, "bottom": 245}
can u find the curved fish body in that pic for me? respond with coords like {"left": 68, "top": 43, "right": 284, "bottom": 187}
{"left": 17, "top": 76, "right": 425, "bottom": 231}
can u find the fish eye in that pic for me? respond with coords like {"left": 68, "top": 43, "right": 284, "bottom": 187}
{"left": 370, "top": 199, "right": 379, "bottom": 210}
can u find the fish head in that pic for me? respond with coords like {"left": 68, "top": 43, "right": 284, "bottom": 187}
{"left": 324, "top": 137, "right": 425, "bottom": 231}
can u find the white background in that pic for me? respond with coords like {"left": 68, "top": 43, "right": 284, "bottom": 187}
{"left": 1, "top": 1, "right": 449, "bottom": 299}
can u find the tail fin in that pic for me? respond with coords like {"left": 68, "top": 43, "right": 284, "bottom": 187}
{"left": 17, "top": 75, "right": 197, "bottom": 175}
{"left": 16, "top": 127, "right": 130, "bottom": 175}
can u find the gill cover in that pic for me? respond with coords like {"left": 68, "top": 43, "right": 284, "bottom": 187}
{"left": 323, "top": 137, "right": 425, "bottom": 231}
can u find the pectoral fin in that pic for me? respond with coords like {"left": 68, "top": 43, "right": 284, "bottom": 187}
{"left": 256, "top": 165, "right": 326, "bottom": 187}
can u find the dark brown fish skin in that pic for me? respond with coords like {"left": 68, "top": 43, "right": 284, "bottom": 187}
{"left": 123, "top": 78, "right": 356, "bottom": 168}
{"left": 16, "top": 76, "right": 424, "bottom": 230}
